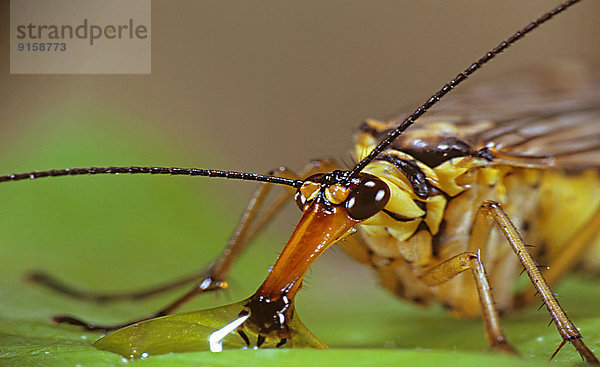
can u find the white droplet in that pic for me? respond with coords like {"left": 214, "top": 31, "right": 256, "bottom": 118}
{"left": 209, "top": 314, "right": 250, "bottom": 352}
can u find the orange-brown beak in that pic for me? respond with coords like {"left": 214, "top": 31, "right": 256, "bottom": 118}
{"left": 255, "top": 201, "right": 359, "bottom": 300}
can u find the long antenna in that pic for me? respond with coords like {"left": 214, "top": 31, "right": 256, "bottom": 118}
{"left": 0, "top": 166, "right": 304, "bottom": 188}
{"left": 347, "top": 0, "right": 581, "bottom": 180}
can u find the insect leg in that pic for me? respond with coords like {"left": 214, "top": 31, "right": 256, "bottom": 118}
{"left": 420, "top": 252, "right": 517, "bottom": 355}
{"left": 28, "top": 165, "right": 300, "bottom": 303}
{"left": 514, "top": 206, "right": 600, "bottom": 308}
{"left": 477, "top": 201, "right": 599, "bottom": 364}
{"left": 200, "top": 159, "right": 341, "bottom": 286}
{"left": 51, "top": 159, "right": 340, "bottom": 331}
{"left": 25, "top": 269, "right": 211, "bottom": 303}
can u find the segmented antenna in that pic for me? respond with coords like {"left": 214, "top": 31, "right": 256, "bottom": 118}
{"left": 347, "top": 0, "right": 581, "bottom": 180}
{"left": 0, "top": 166, "right": 304, "bottom": 188}
{"left": 1, "top": 1, "right": 582, "bottom": 189}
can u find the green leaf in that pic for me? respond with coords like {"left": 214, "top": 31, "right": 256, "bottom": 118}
{"left": 93, "top": 298, "right": 326, "bottom": 357}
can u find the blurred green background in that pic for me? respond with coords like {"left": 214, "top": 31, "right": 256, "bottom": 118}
{"left": 1, "top": 1, "right": 599, "bottom": 366}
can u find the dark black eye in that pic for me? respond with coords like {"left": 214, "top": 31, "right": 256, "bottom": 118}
{"left": 345, "top": 177, "right": 390, "bottom": 220}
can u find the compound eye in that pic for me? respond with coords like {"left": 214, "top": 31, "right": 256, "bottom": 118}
{"left": 345, "top": 177, "right": 390, "bottom": 220}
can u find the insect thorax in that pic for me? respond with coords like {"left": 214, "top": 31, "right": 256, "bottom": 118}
{"left": 345, "top": 118, "right": 600, "bottom": 317}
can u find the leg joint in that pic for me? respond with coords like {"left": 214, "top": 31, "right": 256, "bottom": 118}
{"left": 480, "top": 200, "right": 501, "bottom": 211}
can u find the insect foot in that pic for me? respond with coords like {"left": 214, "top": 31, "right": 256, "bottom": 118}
{"left": 486, "top": 337, "right": 519, "bottom": 356}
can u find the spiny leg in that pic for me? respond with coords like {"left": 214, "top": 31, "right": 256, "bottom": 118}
{"left": 478, "top": 201, "right": 598, "bottom": 364}
{"left": 514, "top": 206, "right": 600, "bottom": 308}
{"left": 49, "top": 159, "right": 340, "bottom": 331}
{"left": 420, "top": 252, "right": 517, "bottom": 354}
